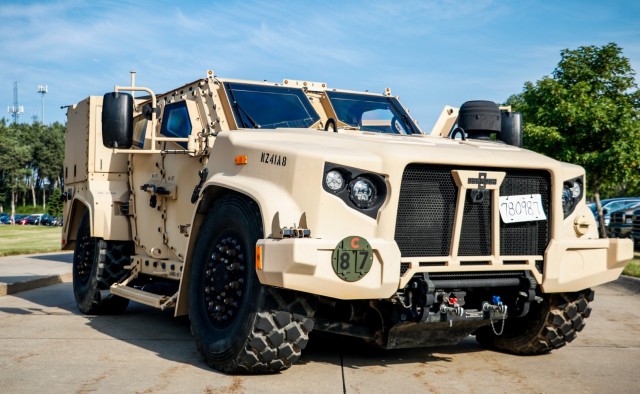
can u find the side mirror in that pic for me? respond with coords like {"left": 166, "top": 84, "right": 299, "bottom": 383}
{"left": 102, "top": 92, "right": 133, "bottom": 148}
{"left": 500, "top": 111, "right": 523, "bottom": 148}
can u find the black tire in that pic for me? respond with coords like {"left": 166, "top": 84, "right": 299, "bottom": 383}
{"left": 72, "top": 211, "right": 131, "bottom": 315}
{"left": 475, "top": 289, "right": 594, "bottom": 354}
{"left": 189, "top": 194, "right": 313, "bottom": 374}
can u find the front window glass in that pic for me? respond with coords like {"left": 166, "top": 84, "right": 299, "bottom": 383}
{"left": 224, "top": 83, "right": 320, "bottom": 129}
{"left": 325, "top": 91, "right": 419, "bottom": 134}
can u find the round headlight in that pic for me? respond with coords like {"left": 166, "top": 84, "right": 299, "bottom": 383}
{"left": 562, "top": 179, "right": 583, "bottom": 218}
{"left": 569, "top": 181, "right": 582, "bottom": 198}
{"left": 349, "top": 177, "right": 377, "bottom": 209}
{"left": 325, "top": 170, "right": 345, "bottom": 191}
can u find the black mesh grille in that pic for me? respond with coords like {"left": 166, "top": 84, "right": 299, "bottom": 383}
{"left": 394, "top": 166, "right": 457, "bottom": 257}
{"left": 394, "top": 164, "right": 550, "bottom": 258}
{"left": 500, "top": 170, "right": 550, "bottom": 256}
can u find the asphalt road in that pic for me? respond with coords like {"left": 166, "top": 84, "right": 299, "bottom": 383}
{"left": 0, "top": 265, "right": 639, "bottom": 393}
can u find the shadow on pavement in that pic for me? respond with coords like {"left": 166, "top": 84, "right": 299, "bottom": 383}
{"left": 29, "top": 252, "right": 73, "bottom": 263}
{"left": 301, "top": 330, "right": 484, "bottom": 370}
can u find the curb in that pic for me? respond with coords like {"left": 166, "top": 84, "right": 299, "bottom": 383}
{"left": 618, "top": 274, "right": 640, "bottom": 289}
{"left": 0, "top": 273, "right": 72, "bottom": 297}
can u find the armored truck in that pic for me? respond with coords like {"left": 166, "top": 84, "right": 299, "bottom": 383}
{"left": 61, "top": 70, "right": 633, "bottom": 373}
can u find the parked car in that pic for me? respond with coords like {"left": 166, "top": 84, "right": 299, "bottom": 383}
{"left": 629, "top": 209, "right": 640, "bottom": 249}
{"left": 0, "top": 213, "right": 10, "bottom": 224}
{"left": 25, "top": 214, "right": 45, "bottom": 225}
{"left": 13, "top": 214, "right": 28, "bottom": 225}
{"left": 40, "top": 214, "right": 59, "bottom": 226}
{"left": 606, "top": 204, "right": 640, "bottom": 238}
{"left": 591, "top": 198, "right": 640, "bottom": 225}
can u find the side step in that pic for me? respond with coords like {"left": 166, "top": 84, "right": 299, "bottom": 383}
{"left": 110, "top": 283, "right": 177, "bottom": 310}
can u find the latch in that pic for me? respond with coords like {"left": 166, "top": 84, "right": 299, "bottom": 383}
{"left": 191, "top": 168, "right": 208, "bottom": 204}
{"left": 140, "top": 181, "right": 176, "bottom": 208}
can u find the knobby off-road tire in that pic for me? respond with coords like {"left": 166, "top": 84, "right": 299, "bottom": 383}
{"left": 189, "top": 195, "right": 314, "bottom": 374}
{"left": 475, "top": 289, "right": 594, "bottom": 354}
{"left": 72, "top": 211, "right": 131, "bottom": 315}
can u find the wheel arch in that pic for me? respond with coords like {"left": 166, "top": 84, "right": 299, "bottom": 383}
{"left": 174, "top": 185, "right": 264, "bottom": 316}
{"left": 62, "top": 197, "right": 91, "bottom": 251}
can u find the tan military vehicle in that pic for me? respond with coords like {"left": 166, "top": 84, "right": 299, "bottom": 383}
{"left": 62, "top": 70, "right": 632, "bottom": 373}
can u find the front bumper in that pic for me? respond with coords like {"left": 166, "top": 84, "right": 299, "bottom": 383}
{"left": 256, "top": 236, "right": 633, "bottom": 299}
{"left": 256, "top": 237, "right": 401, "bottom": 299}
{"left": 542, "top": 237, "right": 632, "bottom": 292}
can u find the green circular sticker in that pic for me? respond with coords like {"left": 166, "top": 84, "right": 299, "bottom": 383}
{"left": 332, "top": 236, "right": 374, "bottom": 282}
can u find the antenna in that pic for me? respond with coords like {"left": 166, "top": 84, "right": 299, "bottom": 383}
{"left": 37, "top": 84, "right": 48, "bottom": 124}
{"left": 7, "top": 81, "right": 24, "bottom": 124}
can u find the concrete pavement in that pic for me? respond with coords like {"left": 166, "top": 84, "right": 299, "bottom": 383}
{"left": 0, "top": 252, "right": 72, "bottom": 296}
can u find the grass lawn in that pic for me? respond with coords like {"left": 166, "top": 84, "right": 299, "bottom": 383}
{"left": 0, "top": 225, "right": 62, "bottom": 257}
{"left": 623, "top": 258, "right": 640, "bottom": 277}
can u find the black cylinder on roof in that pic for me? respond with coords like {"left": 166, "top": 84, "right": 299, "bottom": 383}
{"left": 458, "top": 100, "right": 501, "bottom": 137}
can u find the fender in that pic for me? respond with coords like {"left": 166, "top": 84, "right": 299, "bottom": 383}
{"left": 62, "top": 179, "right": 132, "bottom": 249}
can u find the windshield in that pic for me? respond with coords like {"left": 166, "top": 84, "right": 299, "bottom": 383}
{"left": 325, "top": 91, "right": 419, "bottom": 134}
{"left": 224, "top": 82, "right": 320, "bottom": 129}
{"left": 603, "top": 200, "right": 640, "bottom": 212}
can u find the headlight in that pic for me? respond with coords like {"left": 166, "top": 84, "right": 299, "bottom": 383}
{"left": 325, "top": 170, "right": 345, "bottom": 192}
{"left": 349, "top": 177, "right": 377, "bottom": 209}
{"left": 626, "top": 217, "right": 633, "bottom": 224}
{"left": 322, "top": 162, "right": 387, "bottom": 218}
{"left": 562, "top": 176, "right": 584, "bottom": 218}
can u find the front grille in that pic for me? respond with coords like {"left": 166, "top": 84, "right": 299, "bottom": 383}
{"left": 610, "top": 212, "right": 625, "bottom": 225}
{"left": 633, "top": 214, "right": 640, "bottom": 233}
{"left": 394, "top": 164, "right": 550, "bottom": 258}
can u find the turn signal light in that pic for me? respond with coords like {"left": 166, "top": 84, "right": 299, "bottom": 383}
{"left": 235, "top": 155, "right": 248, "bottom": 165}
{"left": 256, "top": 245, "right": 263, "bottom": 270}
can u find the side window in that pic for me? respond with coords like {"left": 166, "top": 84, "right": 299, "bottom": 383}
{"left": 161, "top": 101, "right": 192, "bottom": 139}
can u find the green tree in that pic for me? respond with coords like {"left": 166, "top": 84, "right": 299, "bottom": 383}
{"left": 48, "top": 187, "right": 64, "bottom": 218}
{"left": 0, "top": 123, "right": 33, "bottom": 216}
{"left": 506, "top": 43, "right": 640, "bottom": 198}
{"left": 32, "top": 122, "right": 65, "bottom": 210}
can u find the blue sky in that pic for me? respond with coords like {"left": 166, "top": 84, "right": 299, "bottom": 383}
{"left": 1, "top": 0, "right": 639, "bottom": 130}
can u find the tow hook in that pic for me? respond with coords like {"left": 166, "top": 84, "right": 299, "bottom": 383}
{"left": 439, "top": 295, "right": 464, "bottom": 318}
{"left": 484, "top": 296, "right": 508, "bottom": 336}
{"left": 483, "top": 296, "right": 507, "bottom": 314}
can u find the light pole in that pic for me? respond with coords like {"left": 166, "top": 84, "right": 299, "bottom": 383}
{"left": 37, "top": 84, "right": 48, "bottom": 124}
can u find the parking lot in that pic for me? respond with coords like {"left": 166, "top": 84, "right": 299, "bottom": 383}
{"left": 0, "top": 253, "right": 639, "bottom": 393}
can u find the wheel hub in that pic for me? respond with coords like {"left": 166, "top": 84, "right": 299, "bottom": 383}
{"left": 204, "top": 235, "right": 246, "bottom": 327}
{"left": 75, "top": 235, "right": 94, "bottom": 283}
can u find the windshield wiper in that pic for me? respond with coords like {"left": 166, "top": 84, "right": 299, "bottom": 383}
{"left": 226, "top": 84, "right": 260, "bottom": 129}
{"left": 234, "top": 101, "right": 261, "bottom": 129}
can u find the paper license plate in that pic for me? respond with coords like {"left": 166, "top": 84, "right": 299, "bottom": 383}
{"left": 499, "top": 194, "right": 547, "bottom": 223}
